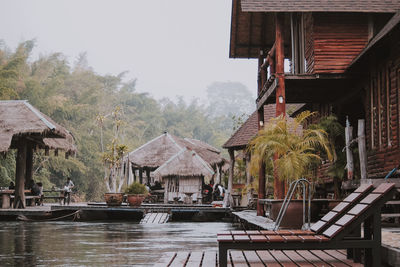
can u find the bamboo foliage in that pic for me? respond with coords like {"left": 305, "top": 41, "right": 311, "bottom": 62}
{"left": 248, "top": 111, "right": 333, "bottom": 184}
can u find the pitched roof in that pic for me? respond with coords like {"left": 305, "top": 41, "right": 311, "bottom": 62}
{"left": 349, "top": 11, "right": 400, "bottom": 68}
{"left": 223, "top": 104, "right": 303, "bottom": 149}
{"left": 241, "top": 0, "right": 400, "bottom": 13}
{"left": 153, "top": 148, "right": 214, "bottom": 178}
{"left": 0, "top": 100, "right": 76, "bottom": 153}
{"left": 126, "top": 132, "right": 224, "bottom": 169}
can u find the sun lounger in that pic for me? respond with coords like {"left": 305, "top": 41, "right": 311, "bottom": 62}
{"left": 218, "top": 183, "right": 397, "bottom": 267}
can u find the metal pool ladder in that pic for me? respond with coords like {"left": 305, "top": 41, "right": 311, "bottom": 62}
{"left": 273, "top": 178, "right": 311, "bottom": 231}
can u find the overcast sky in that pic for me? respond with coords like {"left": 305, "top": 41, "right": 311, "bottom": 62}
{"left": 1, "top": 0, "right": 257, "bottom": 101}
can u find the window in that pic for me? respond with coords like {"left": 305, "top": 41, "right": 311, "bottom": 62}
{"left": 290, "top": 13, "right": 306, "bottom": 74}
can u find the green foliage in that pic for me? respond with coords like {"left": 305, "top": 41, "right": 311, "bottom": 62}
{"left": 125, "top": 182, "right": 148, "bottom": 195}
{"left": 0, "top": 152, "right": 16, "bottom": 187}
{"left": 248, "top": 111, "right": 333, "bottom": 183}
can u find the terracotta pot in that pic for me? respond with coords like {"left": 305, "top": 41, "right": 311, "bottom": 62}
{"left": 270, "top": 200, "right": 320, "bottom": 229}
{"left": 104, "top": 193, "right": 124, "bottom": 206}
{"left": 127, "top": 194, "right": 145, "bottom": 207}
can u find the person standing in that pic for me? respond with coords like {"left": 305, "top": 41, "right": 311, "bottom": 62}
{"left": 64, "top": 178, "right": 74, "bottom": 205}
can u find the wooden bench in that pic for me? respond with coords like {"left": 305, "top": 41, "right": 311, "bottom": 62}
{"left": 0, "top": 189, "right": 38, "bottom": 208}
{"left": 218, "top": 183, "right": 397, "bottom": 267}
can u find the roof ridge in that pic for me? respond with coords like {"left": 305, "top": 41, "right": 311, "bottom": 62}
{"left": 192, "top": 150, "right": 215, "bottom": 175}
{"left": 154, "top": 147, "right": 187, "bottom": 174}
{"left": 127, "top": 133, "right": 166, "bottom": 156}
{"left": 166, "top": 132, "right": 184, "bottom": 150}
{"left": 23, "top": 101, "right": 56, "bottom": 130}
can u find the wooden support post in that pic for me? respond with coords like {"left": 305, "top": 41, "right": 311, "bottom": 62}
{"left": 128, "top": 161, "right": 133, "bottom": 186}
{"left": 133, "top": 168, "right": 137, "bottom": 183}
{"left": 358, "top": 119, "right": 368, "bottom": 180}
{"left": 345, "top": 117, "right": 354, "bottom": 180}
{"left": 258, "top": 50, "right": 265, "bottom": 94}
{"left": 224, "top": 148, "right": 235, "bottom": 208}
{"left": 245, "top": 152, "right": 252, "bottom": 207}
{"left": 139, "top": 169, "right": 143, "bottom": 184}
{"left": 25, "top": 142, "right": 33, "bottom": 185}
{"left": 274, "top": 12, "right": 286, "bottom": 199}
{"left": 146, "top": 169, "right": 151, "bottom": 185}
{"left": 14, "top": 138, "right": 27, "bottom": 209}
{"left": 257, "top": 108, "right": 266, "bottom": 216}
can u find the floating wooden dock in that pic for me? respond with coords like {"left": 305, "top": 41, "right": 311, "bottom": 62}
{"left": 232, "top": 210, "right": 275, "bottom": 230}
{"left": 0, "top": 203, "right": 231, "bottom": 222}
{"left": 140, "top": 212, "right": 169, "bottom": 224}
{"left": 154, "top": 250, "right": 362, "bottom": 266}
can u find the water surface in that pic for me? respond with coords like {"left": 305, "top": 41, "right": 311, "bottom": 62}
{"left": 0, "top": 221, "right": 234, "bottom": 266}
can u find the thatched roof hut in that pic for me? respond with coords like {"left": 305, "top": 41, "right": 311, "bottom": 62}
{"left": 154, "top": 148, "right": 214, "bottom": 178}
{"left": 0, "top": 100, "right": 76, "bottom": 208}
{"left": 154, "top": 148, "right": 214, "bottom": 203}
{"left": 0, "top": 100, "right": 76, "bottom": 154}
{"left": 126, "top": 132, "right": 224, "bottom": 169}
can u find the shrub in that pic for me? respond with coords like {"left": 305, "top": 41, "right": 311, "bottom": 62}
{"left": 125, "top": 182, "right": 148, "bottom": 195}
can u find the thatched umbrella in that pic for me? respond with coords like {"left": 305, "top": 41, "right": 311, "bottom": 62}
{"left": 125, "top": 132, "right": 224, "bottom": 184}
{"left": 154, "top": 148, "right": 214, "bottom": 178}
{"left": 0, "top": 100, "right": 76, "bottom": 208}
{"left": 154, "top": 148, "right": 214, "bottom": 203}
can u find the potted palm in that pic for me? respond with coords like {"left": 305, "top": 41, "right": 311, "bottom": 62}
{"left": 125, "top": 182, "right": 148, "bottom": 206}
{"left": 248, "top": 111, "right": 333, "bottom": 228}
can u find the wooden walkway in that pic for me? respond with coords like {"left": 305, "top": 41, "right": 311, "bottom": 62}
{"left": 154, "top": 250, "right": 363, "bottom": 266}
{"left": 140, "top": 212, "right": 169, "bottom": 224}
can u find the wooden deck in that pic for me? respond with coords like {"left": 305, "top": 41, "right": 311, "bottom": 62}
{"left": 154, "top": 250, "right": 363, "bottom": 266}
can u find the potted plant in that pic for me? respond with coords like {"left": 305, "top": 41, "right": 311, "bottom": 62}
{"left": 248, "top": 111, "right": 333, "bottom": 228}
{"left": 125, "top": 182, "right": 148, "bottom": 206}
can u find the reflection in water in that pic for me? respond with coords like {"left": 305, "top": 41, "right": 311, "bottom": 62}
{"left": 0, "top": 221, "right": 234, "bottom": 266}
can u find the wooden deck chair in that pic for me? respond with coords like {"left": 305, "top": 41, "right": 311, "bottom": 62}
{"left": 218, "top": 183, "right": 397, "bottom": 267}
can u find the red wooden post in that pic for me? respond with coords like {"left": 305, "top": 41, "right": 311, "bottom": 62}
{"left": 274, "top": 13, "right": 286, "bottom": 199}
{"left": 257, "top": 108, "right": 266, "bottom": 216}
{"left": 257, "top": 48, "right": 266, "bottom": 215}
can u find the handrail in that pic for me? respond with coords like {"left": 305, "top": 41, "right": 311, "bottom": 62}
{"left": 273, "top": 178, "right": 311, "bottom": 231}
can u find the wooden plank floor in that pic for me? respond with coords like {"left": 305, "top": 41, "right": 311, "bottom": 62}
{"left": 154, "top": 250, "right": 363, "bottom": 266}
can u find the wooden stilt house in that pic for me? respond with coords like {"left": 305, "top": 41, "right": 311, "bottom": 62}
{"left": 228, "top": 0, "right": 400, "bottom": 214}
{"left": 0, "top": 100, "right": 76, "bottom": 208}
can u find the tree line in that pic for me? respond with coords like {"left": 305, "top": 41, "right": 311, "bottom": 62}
{"left": 0, "top": 41, "right": 254, "bottom": 200}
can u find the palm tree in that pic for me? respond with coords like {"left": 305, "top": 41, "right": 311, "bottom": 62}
{"left": 248, "top": 111, "right": 333, "bottom": 196}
